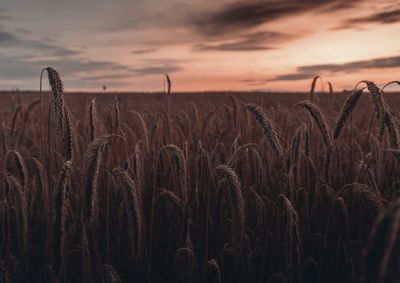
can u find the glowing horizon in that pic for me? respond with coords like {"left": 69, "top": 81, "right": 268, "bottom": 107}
{"left": 0, "top": 0, "right": 399, "bottom": 92}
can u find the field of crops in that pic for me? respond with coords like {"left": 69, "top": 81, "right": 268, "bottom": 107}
{"left": 0, "top": 68, "right": 399, "bottom": 282}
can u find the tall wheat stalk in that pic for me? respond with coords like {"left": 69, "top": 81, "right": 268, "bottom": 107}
{"left": 112, "top": 168, "right": 144, "bottom": 261}
{"left": 89, "top": 99, "right": 96, "bottom": 142}
{"left": 83, "top": 135, "right": 112, "bottom": 224}
{"left": 214, "top": 164, "right": 245, "bottom": 254}
{"left": 334, "top": 88, "right": 364, "bottom": 139}
{"left": 364, "top": 199, "right": 400, "bottom": 283}
{"left": 295, "top": 100, "right": 332, "bottom": 149}
{"left": 245, "top": 104, "right": 283, "bottom": 156}
{"left": 53, "top": 160, "right": 72, "bottom": 277}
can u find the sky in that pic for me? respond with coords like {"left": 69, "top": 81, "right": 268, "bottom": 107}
{"left": 0, "top": 0, "right": 399, "bottom": 92}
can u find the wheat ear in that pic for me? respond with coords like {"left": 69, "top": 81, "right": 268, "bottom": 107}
{"left": 165, "top": 144, "right": 187, "bottom": 205}
{"left": 334, "top": 88, "right": 364, "bottom": 139}
{"left": 84, "top": 135, "right": 112, "bottom": 223}
{"left": 43, "top": 67, "right": 66, "bottom": 133}
{"left": 296, "top": 100, "right": 332, "bottom": 150}
{"left": 362, "top": 81, "right": 387, "bottom": 141}
{"left": 103, "top": 264, "right": 122, "bottom": 282}
{"left": 310, "top": 76, "right": 321, "bottom": 102}
{"left": 214, "top": 164, "right": 245, "bottom": 254}
{"left": 364, "top": 199, "right": 400, "bottom": 283}
{"left": 383, "top": 111, "right": 398, "bottom": 149}
{"left": 112, "top": 168, "right": 143, "bottom": 261}
{"left": 245, "top": 103, "right": 283, "bottom": 156}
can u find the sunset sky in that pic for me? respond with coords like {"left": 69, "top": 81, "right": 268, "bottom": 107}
{"left": 0, "top": 0, "right": 399, "bottom": 92}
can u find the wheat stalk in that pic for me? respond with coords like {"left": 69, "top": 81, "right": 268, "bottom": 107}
{"left": 130, "top": 111, "right": 150, "bottom": 154}
{"left": 245, "top": 103, "right": 283, "bottom": 156}
{"left": 383, "top": 110, "right": 398, "bottom": 149}
{"left": 359, "top": 81, "right": 387, "bottom": 141}
{"left": 214, "top": 164, "right": 245, "bottom": 253}
{"left": 114, "top": 96, "right": 120, "bottom": 131}
{"left": 112, "top": 167, "right": 143, "bottom": 261}
{"left": 103, "top": 264, "right": 122, "bottom": 283}
{"left": 328, "top": 82, "right": 333, "bottom": 95}
{"left": 15, "top": 99, "right": 40, "bottom": 147}
{"left": 206, "top": 259, "right": 221, "bottom": 283}
{"left": 364, "top": 199, "right": 400, "bottom": 283}
{"left": 10, "top": 105, "right": 22, "bottom": 136}
{"left": 53, "top": 160, "right": 72, "bottom": 276}
{"left": 3, "top": 150, "right": 28, "bottom": 191}
{"left": 83, "top": 135, "right": 112, "bottom": 223}
{"left": 173, "top": 247, "right": 198, "bottom": 282}
{"left": 165, "top": 73, "right": 172, "bottom": 94}
{"left": 310, "top": 76, "right": 321, "bottom": 103}
{"left": 81, "top": 225, "right": 93, "bottom": 283}
{"left": 63, "top": 106, "right": 73, "bottom": 161}
{"left": 0, "top": 199, "right": 10, "bottom": 260}
{"left": 296, "top": 100, "right": 332, "bottom": 150}
{"left": 89, "top": 98, "right": 96, "bottom": 142}
{"left": 334, "top": 88, "right": 364, "bottom": 139}
{"left": 165, "top": 144, "right": 188, "bottom": 206}
{"left": 43, "top": 67, "right": 66, "bottom": 133}
{"left": 5, "top": 174, "right": 28, "bottom": 255}
{"left": 278, "top": 194, "right": 302, "bottom": 282}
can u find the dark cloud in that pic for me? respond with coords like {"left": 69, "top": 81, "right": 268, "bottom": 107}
{"left": 242, "top": 79, "right": 268, "bottom": 86}
{"left": 0, "top": 6, "right": 8, "bottom": 20}
{"left": 0, "top": 23, "right": 183, "bottom": 89}
{"left": 0, "top": 30, "right": 19, "bottom": 45}
{"left": 191, "top": 0, "right": 363, "bottom": 37}
{"left": 194, "top": 42, "right": 273, "bottom": 52}
{"left": 0, "top": 54, "right": 130, "bottom": 80}
{"left": 0, "top": 28, "right": 81, "bottom": 57}
{"left": 337, "top": 8, "right": 400, "bottom": 29}
{"left": 132, "top": 48, "right": 157, "bottom": 55}
{"left": 132, "top": 64, "right": 183, "bottom": 76}
{"left": 270, "top": 73, "right": 315, "bottom": 81}
{"left": 321, "top": 1, "right": 363, "bottom": 12}
{"left": 193, "top": 31, "right": 287, "bottom": 52}
{"left": 15, "top": 28, "right": 31, "bottom": 34}
{"left": 270, "top": 55, "right": 400, "bottom": 81}
{"left": 52, "top": 48, "right": 81, "bottom": 57}
{"left": 82, "top": 73, "right": 133, "bottom": 82}
{"left": 22, "top": 40, "right": 80, "bottom": 57}
{"left": 298, "top": 55, "right": 400, "bottom": 73}
{"left": 0, "top": 51, "right": 183, "bottom": 90}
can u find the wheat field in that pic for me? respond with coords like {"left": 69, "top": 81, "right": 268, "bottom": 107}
{"left": 0, "top": 68, "right": 399, "bottom": 282}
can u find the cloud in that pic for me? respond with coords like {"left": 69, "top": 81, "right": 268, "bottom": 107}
{"left": 193, "top": 31, "right": 289, "bottom": 52}
{"left": 320, "top": 1, "right": 365, "bottom": 12}
{"left": 194, "top": 42, "right": 273, "bottom": 52}
{"left": 0, "top": 54, "right": 130, "bottom": 80}
{"left": 0, "top": 27, "right": 123, "bottom": 85}
{"left": 0, "top": 30, "right": 19, "bottom": 45}
{"left": 0, "top": 6, "right": 9, "bottom": 20}
{"left": 337, "top": 8, "right": 400, "bottom": 29}
{"left": 0, "top": 23, "right": 184, "bottom": 90}
{"left": 190, "top": 0, "right": 363, "bottom": 37}
{"left": 82, "top": 73, "right": 133, "bottom": 82}
{"left": 14, "top": 28, "right": 31, "bottom": 34}
{"left": 132, "top": 64, "right": 183, "bottom": 76}
{"left": 242, "top": 79, "right": 269, "bottom": 86}
{"left": 298, "top": 55, "right": 400, "bottom": 73}
{"left": 270, "top": 55, "right": 400, "bottom": 81}
{"left": 78, "top": 64, "right": 183, "bottom": 82}
{"left": 132, "top": 48, "right": 157, "bottom": 55}
{"left": 0, "top": 28, "right": 81, "bottom": 57}
{"left": 0, "top": 53, "right": 160, "bottom": 90}
{"left": 270, "top": 73, "right": 315, "bottom": 81}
